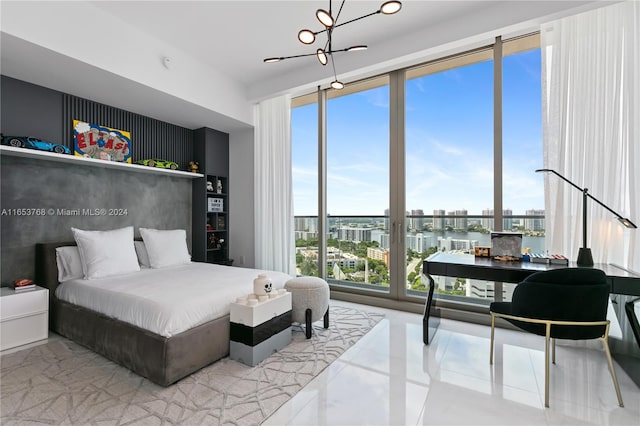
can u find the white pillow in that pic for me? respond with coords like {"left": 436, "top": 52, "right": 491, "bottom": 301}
{"left": 134, "top": 241, "right": 151, "bottom": 268}
{"left": 55, "top": 246, "right": 84, "bottom": 282}
{"left": 139, "top": 228, "right": 191, "bottom": 269}
{"left": 71, "top": 226, "right": 140, "bottom": 279}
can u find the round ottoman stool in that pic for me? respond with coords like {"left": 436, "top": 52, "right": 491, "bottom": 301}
{"left": 284, "top": 276, "right": 330, "bottom": 338}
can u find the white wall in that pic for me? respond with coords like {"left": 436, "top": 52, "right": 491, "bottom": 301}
{"left": 229, "top": 128, "right": 255, "bottom": 268}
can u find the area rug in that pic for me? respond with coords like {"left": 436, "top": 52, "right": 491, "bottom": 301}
{"left": 0, "top": 305, "right": 384, "bottom": 425}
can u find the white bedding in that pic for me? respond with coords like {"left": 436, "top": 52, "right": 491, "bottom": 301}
{"left": 55, "top": 262, "right": 292, "bottom": 337}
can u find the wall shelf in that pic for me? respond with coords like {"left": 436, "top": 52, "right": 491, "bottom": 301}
{"left": 0, "top": 145, "right": 204, "bottom": 179}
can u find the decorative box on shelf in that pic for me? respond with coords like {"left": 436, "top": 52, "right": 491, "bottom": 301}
{"left": 229, "top": 289, "right": 291, "bottom": 366}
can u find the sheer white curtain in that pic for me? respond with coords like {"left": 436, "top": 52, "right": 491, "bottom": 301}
{"left": 254, "top": 95, "right": 296, "bottom": 274}
{"left": 541, "top": 0, "right": 639, "bottom": 271}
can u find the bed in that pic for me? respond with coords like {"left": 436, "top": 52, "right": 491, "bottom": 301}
{"left": 35, "top": 241, "right": 291, "bottom": 386}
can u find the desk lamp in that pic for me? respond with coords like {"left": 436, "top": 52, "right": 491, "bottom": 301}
{"left": 536, "top": 168, "right": 637, "bottom": 266}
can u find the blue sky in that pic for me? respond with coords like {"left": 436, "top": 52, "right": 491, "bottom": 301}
{"left": 292, "top": 49, "right": 544, "bottom": 216}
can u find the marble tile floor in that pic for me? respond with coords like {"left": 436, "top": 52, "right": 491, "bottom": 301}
{"left": 263, "top": 300, "right": 640, "bottom": 426}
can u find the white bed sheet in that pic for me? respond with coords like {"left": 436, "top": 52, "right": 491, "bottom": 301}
{"left": 55, "top": 262, "right": 292, "bottom": 337}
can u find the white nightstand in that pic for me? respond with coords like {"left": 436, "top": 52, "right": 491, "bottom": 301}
{"left": 0, "top": 286, "right": 49, "bottom": 351}
{"left": 229, "top": 291, "right": 292, "bottom": 366}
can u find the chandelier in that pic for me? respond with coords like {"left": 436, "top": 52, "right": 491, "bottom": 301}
{"left": 264, "top": 0, "right": 402, "bottom": 90}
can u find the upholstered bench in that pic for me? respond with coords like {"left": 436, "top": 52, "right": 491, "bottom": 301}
{"left": 284, "top": 276, "right": 330, "bottom": 338}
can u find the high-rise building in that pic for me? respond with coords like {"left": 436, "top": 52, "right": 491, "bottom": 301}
{"left": 406, "top": 233, "right": 425, "bottom": 253}
{"left": 410, "top": 209, "right": 425, "bottom": 231}
{"left": 295, "top": 217, "right": 317, "bottom": 233}
{"left": 380, "top": 234, "right": 390, "bottom": 250}
{"left": 433, "top": 209, "right": 445, "bottom": 230}
{"left": 525, "top": 209, "right": 545, "bottom": 231}
{"left": 367, "top": 247, "right": 389, "bottom": 267}
{"left": 481, "top": 208, "right": 493, "bottom": 230}
{"left": 481, "top": 209, "right": 514, "bottom": 231}
{"left": 452, "top": 209, "right": 468, "bottom": 230}
{"left": 338, "top": 226, "right": 376, "bottom": 243}
{"left": 503, "top": 208, "right": 513, "bottom": 231}
{"left": 384, "top": 208, "right": 390, "bottom": 231}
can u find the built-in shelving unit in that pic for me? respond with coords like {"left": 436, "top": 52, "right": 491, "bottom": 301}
{"left": 192, "top": 127, "right": 232, "bottom": 265}
{"left": 205, "top": 175, "right": 229, "bottom": 264}
{"left": 0, "top": 145, "right": 203, "bottom": 179}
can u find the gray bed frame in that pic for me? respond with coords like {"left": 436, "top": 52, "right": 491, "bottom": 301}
{"left": 35, "top": 241, "right": 231, "bottom": 386}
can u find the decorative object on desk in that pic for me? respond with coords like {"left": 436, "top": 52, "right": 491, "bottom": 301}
{"left": 134, "top": 158, "right": 179, "bottom": 170}
{"left": 493, "top": 255, "right": 521, "bottom": 262}
{"left": 207, "top": 197, "right": 223, "bottom": 212}
{"left": 253, "top": 273, "right": 273, "bottom": 296}
{"left": 12, "top": 278, "right": 35, "bottom": 291}
{"left": 474, "top": 246, "right": 491, "bottom": 257}
{"left": 530, "top": 253, "right": 549, "bottom": 264}
{"left": 206, "top": 181, "right": 213, "bottom": 192}
{"left": 536, "top": 168, "right": 637, "bottom": 266}
{"left": 188, "top": 161, "right": 199, "bottom": 173}
{"left": 207, "top": 233, "right": 217, "bottom": 250}
{"left": 73, "top": 120, "right": 131, "bottom": 163}
{"left": 263, "top": 0, "right": 402, "bottom": 90}
{"left": 490, "top": 232, "right": 522, "bottom": 260}
{"left": 216, "top": 179, "right": 223, "bottom": 194}
{"left": 549, "top": 254, "right": 569, "bottom": 265}
{"left": 1, "top": 134, "right": 71, "bottom": 154}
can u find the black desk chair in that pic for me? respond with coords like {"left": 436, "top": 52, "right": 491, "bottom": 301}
{"left": 489, "top": 267, "right": 624, "bottom": 408}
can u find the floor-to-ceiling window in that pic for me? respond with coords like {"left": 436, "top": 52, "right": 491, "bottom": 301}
{"left": 501, "top": 35, "right": 545, "bottom": 301}
{"left": 292, "top": 33, "right": 544, "bottom": 311}
{"left": 325, "top": 77, "right": 391, "bottom": 293}
{"left": 405, "top": 49, "right": 494, "bottom": 302}
{"left": 292, "top": 96, "right": 319, "bottom": 277}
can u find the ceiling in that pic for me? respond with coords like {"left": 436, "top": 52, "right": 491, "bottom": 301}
{"left": 1, "top": 1, "right": 610, "bottom": 131}
{"left": 90, "top": 1, "right": 496, "bottom": 89}
{"left": 88, "top": 0, "right": 604, "bottom": 97}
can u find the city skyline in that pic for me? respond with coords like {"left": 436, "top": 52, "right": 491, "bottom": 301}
{"left": 292, "top": 49, "right": 544, "bottom": 216}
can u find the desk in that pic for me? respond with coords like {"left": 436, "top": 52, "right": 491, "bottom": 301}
{"left": 422, "top": 252, "right": 640, "bottom": 385}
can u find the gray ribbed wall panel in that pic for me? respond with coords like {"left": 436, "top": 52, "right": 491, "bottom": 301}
{"left": 62, "top": 95, "right": 194, "bottom": 170}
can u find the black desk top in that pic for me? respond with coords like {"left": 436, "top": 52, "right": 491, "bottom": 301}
{"left": 424, "top": 252, "right": 640, "bottom": 296}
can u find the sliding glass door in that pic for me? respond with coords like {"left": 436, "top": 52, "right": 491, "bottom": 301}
{"left": 404, "top": 50, "right": 494, "bottom": 301}
{"left": 326, "top": 77, "right": 391, "bottom": 293}
{"left": 292, "top": 97, "right": 319, "bottom": 277}
{"left": 292, "top": 34, "right": 545, "bottom": 308}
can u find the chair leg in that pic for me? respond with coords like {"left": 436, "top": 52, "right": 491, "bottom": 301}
{"left": 490, "top": 313, "right": 496, "bottom": 365}
{"left": 545, "top": 323, "right": 551, "bottom": 408}
{"left": 552, "top": 338, "right": 556, "bottom": 364}
{"left": 601, "top": 336, "right": 624, "bottom": 407}
{"left": 305, "top": 308, "right": 312, "bottom": 339}
{"left": 323, "top": 307, "right": 329, "bottom": 329}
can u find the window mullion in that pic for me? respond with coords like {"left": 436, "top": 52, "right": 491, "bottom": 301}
{"left": 389, "top": 70, "right": 406, "bottom": 298}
